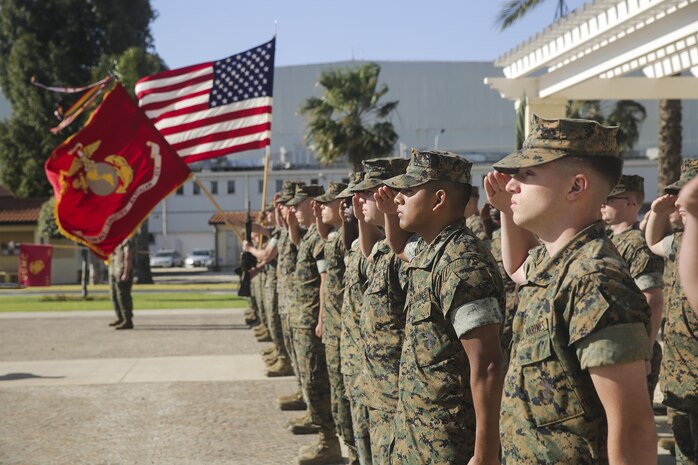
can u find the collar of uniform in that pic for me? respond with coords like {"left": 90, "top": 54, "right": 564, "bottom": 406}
{"left": 408, "top": 218, "right": 466, "bottom": 270}
{"left": 605, "top": 221, "right": 640, "bottom": 240}
{"left": 370, "top": 239, "right": 392, "bottom": 261}
{"left": 526, "top": 221, "right": 607, "bottom": 286}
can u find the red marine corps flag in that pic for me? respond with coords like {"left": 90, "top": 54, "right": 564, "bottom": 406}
{"left": 18, "top": 244, "right": 53, "bottom": 287}
{"left": 45, "top": 83, "right": 191, "bottom": 259}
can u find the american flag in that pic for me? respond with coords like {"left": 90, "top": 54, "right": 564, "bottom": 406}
{"left": 135, "top": 38, "right": 275, "bottom": 164}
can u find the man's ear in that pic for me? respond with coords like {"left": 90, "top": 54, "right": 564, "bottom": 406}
{"left": 433, "top": 189, "right": 447, "bottom": 212}
{"left": 567, "top": 174, "right": 588, "bottom": 201}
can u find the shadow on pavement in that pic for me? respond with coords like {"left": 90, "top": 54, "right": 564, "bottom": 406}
{"left": 132, "top": 324, "right": 249, "bottom": 331}
{"left": 0, "top": 372, "right": 65, "bottom": 381}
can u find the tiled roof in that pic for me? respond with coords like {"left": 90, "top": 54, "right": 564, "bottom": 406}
{"left": 0, "top": 195, "right": 47, "bottom": 225}
{"left": 208, "top": 211, "right": 247, "bottom": 225}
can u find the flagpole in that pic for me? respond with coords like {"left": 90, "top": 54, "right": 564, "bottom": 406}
{"left": 192, "top": 175, "right": 244, "bottom": 241}
{"left": 258, "top": 146, "right": 271, "bottom": 248}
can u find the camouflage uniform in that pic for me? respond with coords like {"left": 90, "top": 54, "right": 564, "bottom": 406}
{"left": 360, "top": 240, "right": 407, "bottom": 465}
{"left": 315, "top": 182, "right": 358, "bottom": 462}
{"left": 341, "top": 238, "right": 373, "bottom": 465}
{"left": 494, "top": 116, "right": 652, "bottom": 464}
{"left": 348, "top": 157, "right": 410, "bottom": 465}
{"left": 466, "top": 186, "right": 488, "bottom": 243}
{"left": 490, "top": 228, "right": 518, "bottom": 355}
{"left": 262, "top": 226, "right": 287, "bottom": 356}
{"left": 661, "top": 232, "right": 698, "bottom": 464}
{"left": 662, "top": 159, "right": 698, "bottom": 465}
{"left": 287, "top": 184, "right": 337, "bottom": 441}
{"left": 385, "top": 150, "right": 504, "bottom": 464}
{"left": 607, "top": 223, "right": 664, "bottom": 399}
{"left": 276, "top": 181, "right": 305, "bottom": 387}
{"left": 465, "top": 214, "right": 488, "bottom": 242}
{"left": 108, "top": 237, "right": 135, "bottom": 324}
{"left": 662, "top": 158, "right": 698, "bottom": 464}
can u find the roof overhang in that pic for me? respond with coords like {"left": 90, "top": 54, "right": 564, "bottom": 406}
{"left": 487, "top": 0, "right": 698, "bottom": 101}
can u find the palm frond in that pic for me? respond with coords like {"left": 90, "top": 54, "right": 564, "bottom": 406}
{"left": 495, "top": 0, "right": 547, "bottom": 31}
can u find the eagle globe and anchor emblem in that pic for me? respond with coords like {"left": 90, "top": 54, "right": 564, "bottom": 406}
{"left": 60, "top": 140, "right": 133, "bottom": 196}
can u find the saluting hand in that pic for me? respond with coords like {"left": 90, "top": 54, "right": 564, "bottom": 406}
{"left": 651, "top": 194, "right": 678, "bottom": 216}
{"left": 375, "top": 186, "right": 399, "bottom": 215}
{"left": 352, "top": 194, "right": 365, "bottom": 223}
{"left": 311, "top": 200, "right": 322, "bottom": 219}
{"left": 484, "top": 172, "right": 513, "bottom": 217}
{"left": 286, "top": 207, "right": 298, "bottom": 227}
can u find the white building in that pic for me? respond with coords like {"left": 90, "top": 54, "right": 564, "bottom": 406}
{"left": 147, "top": 58, "right": 698, "bottom": 265}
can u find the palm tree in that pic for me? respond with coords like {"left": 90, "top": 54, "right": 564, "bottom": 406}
{"left": 658, "top": 99, "right": 682, "bottom": 193}
{"left": 299, "top": 63, "right": 398, "bottom": 172}
{"left": 496, "top": 0, "right": 569, "bottom": 31}
{"left": 566, "top": 100, "right": 647, "bottom": 155}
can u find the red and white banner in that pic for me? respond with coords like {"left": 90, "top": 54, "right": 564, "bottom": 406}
{"left": 45, "top": 83, "right": 192, "bottom": 259}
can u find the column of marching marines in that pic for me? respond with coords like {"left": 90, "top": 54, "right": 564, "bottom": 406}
{"left": 241, "top": 115, "right": 698, "bottom": 465}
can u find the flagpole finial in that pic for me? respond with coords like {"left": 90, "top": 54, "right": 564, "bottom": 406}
{"left": 273, "top": 20, "right": 278, "bottom": 37}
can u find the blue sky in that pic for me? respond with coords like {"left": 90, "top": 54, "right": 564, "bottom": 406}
{"left": 150, "top": 0, "right": 588, "bottom": 69}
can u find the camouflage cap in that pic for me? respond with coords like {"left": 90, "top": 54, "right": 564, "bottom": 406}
{"left": 336, "top": 172, "right": 364, "bottom": 199}
{"left": 286, "top": 184, "right": 325, "bottom": 206}
{"left": 608, "top": 174, "right": 644, "bottom": 197}
{"left": 384, "top": 148, "right": 472, "bottom": 189}
{"left": 315, "top": 181, "right": 349, "bottom": 203}
{"left": 276, "top": 180, "right": 305, "bottom": 204}
{"left": 351, "top": 157, "right": 410, "bottom": 192}
{"left": 665, "top": 159, "right": 698, "bottom": 194}
{"left": 493, "top": 115, "right": 619, "bottom": 173}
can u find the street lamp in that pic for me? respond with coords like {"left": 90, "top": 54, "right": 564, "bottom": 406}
{"left": 434, "top": 128, "right": 445, "bottom": 149}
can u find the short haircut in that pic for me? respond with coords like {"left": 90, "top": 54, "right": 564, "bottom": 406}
{"left": 627, "top": 190, "right": 645, "bottom": 205}
{"left": 429, "top": 180, "right": 471, "bottom": 212}
{"left": 560, "top": 156, "right": 623, "bottom": 196}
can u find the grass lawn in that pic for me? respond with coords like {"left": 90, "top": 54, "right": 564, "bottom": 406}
{"left": 0, "top": 284, "right": 248, "bottom": 312}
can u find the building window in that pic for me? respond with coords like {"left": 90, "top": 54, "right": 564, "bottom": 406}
{"left": 310, "top": 178, "right": 318, "bottom": 185}
{"left": 258, "top": 179, "right": 264, "bottom": 194}
{"left": 211, "top": 181, "right": 218, "bottom": 195}
{"left": 275, "top": 179, "right": 283, "bottom": 192}
{"left": 227, "top": 180, "right": 236, "bottom": 194}
{"left": 1, "top": 241, "right": 18, "bottom": 256}
{"left": 193, "top": 182, "right": 201, "bottom": 195}
{"left": 176, "top": 185, "right": 184, "bottom": 195}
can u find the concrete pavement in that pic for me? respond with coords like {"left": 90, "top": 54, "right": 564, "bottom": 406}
{"left": 0, "top": 308, "right": 676, "bottom": 464}
{"left": 0, "top": 308, "right": 333, "bottom": 465}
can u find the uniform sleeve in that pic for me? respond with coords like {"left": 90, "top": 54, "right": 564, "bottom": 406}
{"left": 662, "top": 235, "right": 676, "bottom": 262}
{"left": 569, "top": 271, "right": 651, "bottom": 369}
{"left": 313, "top": 235, "right": 326, "bottom": 273}
{"left": 438, "top": 256, "right": 504, "bottom": 338}
{"left": 628, "top": 245, "right": 664, "bottom": 291}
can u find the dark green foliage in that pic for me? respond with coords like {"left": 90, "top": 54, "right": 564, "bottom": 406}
{"left": 0, "top": 0, "right": 157, "bottom": 197}
{"left": 37, "top": 197, "right": 61, "bottom": 239}
{"left": 566, "top": 100, "right": 647, "bottom": 155}
{"left": 300, "top": 63, "right": 399, "bottom": 172}
{"left": 495, "top": 0, "right": 568, "bottom": 30}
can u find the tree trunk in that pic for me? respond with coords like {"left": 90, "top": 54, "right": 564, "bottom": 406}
{"left": 657, "top": 99, "right": 682, "bottom": 195}
{"left": 133, "top": 222, "right": 153, "bottom": 284}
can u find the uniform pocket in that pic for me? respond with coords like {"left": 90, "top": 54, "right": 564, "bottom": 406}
{"left": 411, "top": 299, "right": 455, "bottom": 368}
{"left": 516, "top": 333, "right": 585, "bottom": 427}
